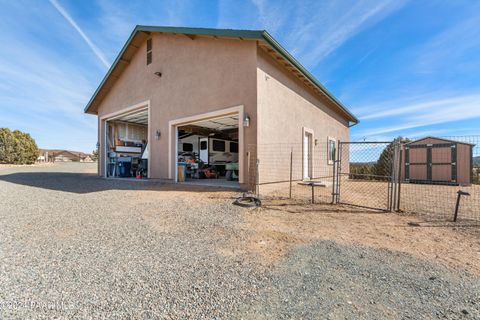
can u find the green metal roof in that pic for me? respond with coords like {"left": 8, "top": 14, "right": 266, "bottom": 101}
{"left": 84, "top": 25, "right": 359, "bottom": 124}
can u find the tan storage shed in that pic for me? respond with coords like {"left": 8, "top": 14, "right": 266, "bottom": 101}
{"left": 401, "top": 137, "right": 474, "bottom": 185}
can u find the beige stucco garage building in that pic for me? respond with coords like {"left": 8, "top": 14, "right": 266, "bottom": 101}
{"left": 84, "top": 26, "right": 358, "bottom": 189}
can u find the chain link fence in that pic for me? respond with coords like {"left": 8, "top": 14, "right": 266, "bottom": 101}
{"left": 397, "top": 136, "right": 480, "bottom": 221}
{"left": 247, "top": 135, "right": 480, "bottom": 222}
{"left": 335, "top": 141, "right": 400, "bottom": 211}
{"left": 247, "top": 142, "right": 338, "bottom": 204}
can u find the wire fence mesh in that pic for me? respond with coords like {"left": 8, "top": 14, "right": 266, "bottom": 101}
{"left": 247, "top": 142, "right": 338, "bottom": 204}
{"left": 336, "top": 141, "right": 400, "bottom": 211}
{"left": 248, "top": 135, "right": 480, "bottom": 222}
{"left": 397, "top": 135, "right": 480, "bottom": 221}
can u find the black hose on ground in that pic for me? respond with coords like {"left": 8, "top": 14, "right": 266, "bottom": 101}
{"left": 233, "top": 196, "right": 261, "bottom": 207}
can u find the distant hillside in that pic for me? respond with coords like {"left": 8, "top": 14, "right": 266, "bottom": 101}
{"left": 40, "top": 149, "right": 91, "bottom": 158}
{"left": 474, "top": 156, "right": 480, "bottom": 166}
{"left": 38, "top": 149, "right": 93, "bottom": 162}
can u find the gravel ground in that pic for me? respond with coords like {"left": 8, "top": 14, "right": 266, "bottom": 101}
{"left": 0, "top": 163, "right": 479, "bottom": 319}
{"left": 241, "top": 242, "right": 479, "bottom": 319}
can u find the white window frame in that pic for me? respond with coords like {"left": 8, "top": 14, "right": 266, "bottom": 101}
{"left": 327, "top": 137, "right": 336, "bottom": 165}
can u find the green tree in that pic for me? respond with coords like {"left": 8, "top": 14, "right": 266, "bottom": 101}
{"left": 0, "top": 128, "right": 39, "bottom": 164}
{"left": 92, "top": 149, "right": 98, "bottom": 161}
{"left": 0, "top": 128, "right": 16, "bottom": 163}
{"left": 375, "top": 137, "right": 411, "bottom": 178}
{"left": 349, "top": 163, "right": 375, "bottom": 180}
{"left": 473, "top": 167, "right": 480, "bottom": 185}
{"left": 13, "top": 130, "right": 39, "bottom": 164}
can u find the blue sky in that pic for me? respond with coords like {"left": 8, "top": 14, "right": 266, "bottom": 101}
{"left": 1, "top": 0, "right": 479, "bottom": 152}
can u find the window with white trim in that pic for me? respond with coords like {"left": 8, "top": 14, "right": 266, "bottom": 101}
{"left": 328, "top": 138, "right": 336, "bottom": 164}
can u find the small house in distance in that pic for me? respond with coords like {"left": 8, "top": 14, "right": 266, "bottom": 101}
{"left": 401, "top": 137, "right": 474, "bottom": 185}
{"left": 38, "top": 149, "right": 94, "bottom": 162}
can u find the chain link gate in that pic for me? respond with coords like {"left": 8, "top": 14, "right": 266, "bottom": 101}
{"left": 332, "top": 141, "right": 401, "bottom": 211}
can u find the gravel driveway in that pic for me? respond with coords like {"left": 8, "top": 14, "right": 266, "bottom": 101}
{"left": 0, "top": 163, "right": 479, "bottom": 319}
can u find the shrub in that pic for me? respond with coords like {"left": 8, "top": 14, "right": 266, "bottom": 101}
{"left": 0, "top": 128, "right": 16, "bottom": 163}
{"left": 349, "top": 163, "right": 376, "bottom": 180}
{"left": 375, "top": 137, "right": 411, "bottom": 178}
{"left": 92, "top": 149, "right": 98, "bottom": 161}
{"left": 473, "top": 167, "right": 480, "bottom": 185}
{"left": 0, "top": 128, "right": 39, "bottom": 164}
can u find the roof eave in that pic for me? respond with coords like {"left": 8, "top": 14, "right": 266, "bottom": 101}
{"left": 135, "top": 25, "right": 264, "bottom": 39}
{"left": 84, "top": 26, "right": 359, "bottom": 125}
{"left": 84, "top": 26, "right": 145, "bottom": 114}
{"left": 84, "top": 26, "right": 265, "bottom": 114}
{"left": 260, "top": 31, "right": 359, "bottom": 124}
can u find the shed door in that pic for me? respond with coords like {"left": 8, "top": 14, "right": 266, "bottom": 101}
{"left": 406, "top": 143, "right": 456, "bottom": 183}
{"left": 431, "top": 144, "right": 454, "bottom": 182}
{"left": 407, "top": 147, "right": 427, "bottom": 181}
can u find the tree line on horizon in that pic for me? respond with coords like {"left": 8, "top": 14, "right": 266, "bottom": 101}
{"left": 349, "top": 137, "right": 410, "bottom": 180}
{"left": 0, "top": 128, "right": 39, "bottom": 165}
{"left": 349, "top": 137, "right": 480, "bottom": 184}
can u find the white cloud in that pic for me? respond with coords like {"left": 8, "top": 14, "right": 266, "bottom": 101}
{"left": 356, "top": 95, "right": 480, "bottom": 121}
{"left": 217, "top": 0, "right": 405, "bottom": 68}
{"left": 288, "top": 0, "right": 407, "bottom": 67}
{"left": 415, "top": 9, "right": 480, "bottom": 74}
{"left": 355, "top": 94, "right": 480, "bottom": 137}
{"left": 250, "top": 0, "right": 291, "bottom": 33}
{"left": 49, "top": 0, "right": 110, "bottom": 68}
{"left": 0, "top": 2, "right": 99, "bottom": 151}
{"left": 351, "top": 129, "right": 450, "bottom": 142}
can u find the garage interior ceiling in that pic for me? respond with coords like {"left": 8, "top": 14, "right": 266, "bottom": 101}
{"left": 189, "top": 116, "right": 238, "bottom": 131}
{"left": 112, "top": 109, "right": 148, "bottom": 125}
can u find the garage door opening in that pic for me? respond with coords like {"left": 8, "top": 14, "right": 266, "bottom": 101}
{"left": 176, "top": 114, "right": 239, "bottom": 188}
{"left": 104, "top": 107, "right": 149, "bottom": 179}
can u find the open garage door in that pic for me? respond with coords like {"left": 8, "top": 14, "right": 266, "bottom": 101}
{"left": 103, "top": 107, "right": 150, "bottom": 179}
{"left": 175, "top": 113, "right": 240, "bottom": 188}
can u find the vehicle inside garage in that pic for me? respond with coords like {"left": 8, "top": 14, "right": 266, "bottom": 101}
{"left": 177, "top": 115, "right": 239, "bottom": 187}
{"left": 105, "top": 108, "right": 149, "bottom": 179}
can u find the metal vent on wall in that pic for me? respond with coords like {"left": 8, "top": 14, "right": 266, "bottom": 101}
{"left": 147, "top": 38, "right": 152, "bottom": 51}
{"left": 147, "top": 51, "right": 152, "bottom": 65}
{"left": 146, "top": 38, "right": 152, "bottom": 65}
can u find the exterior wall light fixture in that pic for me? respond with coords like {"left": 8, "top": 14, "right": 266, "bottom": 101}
{"left": 243, "top": 114, "right": 250, "bottom": 127}
{"left": 155, "top": 130, "right": 161, "bottom": 140}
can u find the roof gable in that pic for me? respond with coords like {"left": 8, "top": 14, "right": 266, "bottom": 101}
{"left": 406, "top": 136, "right": 475, "bottom": 146}
{"left": 84, "top": 25, "right": 358, "bottom": 124}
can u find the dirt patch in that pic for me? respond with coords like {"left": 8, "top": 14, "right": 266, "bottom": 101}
{"left": 0, "top": 162, "right": 54, "bottom": 169}
{"left": 198, "top": 193, "right": 480, "bottom": 272}
{"left": 238, "top": 198, "right": 480, "bottom": 274}
{"left": 260, "top": 179, "right": 480, "bottom": 221}
{"left": 246, "top": 229, "right": 304, "bottom": 265}
{"left": 80, "top": 165, "right": 97, "bottom": 173}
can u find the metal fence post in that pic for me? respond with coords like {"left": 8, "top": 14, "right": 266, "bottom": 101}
{"left": 390, "top": 143, "right": 399, "bottom": 211}
{"left": 396, "top": 148, "right": 403, "bottom": 212}
{"left": 454, "top": 190, "right": 470, "bottom": 222}
{"left": 331, "top": 147, "right": 336, "bottom": 204}
{"left": 335, "top": 141, "right": 342, "bottom": 204}
{"left": 311, "top": 183, "right": 315, "bottom": 204}
{"left": 289, "top": 148, "right": 293, "bottom": 199}
{"left": 255, "top": 159, "right": 260, "bottom": 198}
